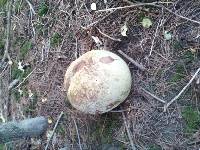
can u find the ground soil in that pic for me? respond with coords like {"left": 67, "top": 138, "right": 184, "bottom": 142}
{"left": 0, "top": 0, "right": 200, "bottom": 150}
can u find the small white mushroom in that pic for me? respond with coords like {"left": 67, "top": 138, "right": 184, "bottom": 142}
{"left": 64, "top": 50, "right": 132, "bottom": 114}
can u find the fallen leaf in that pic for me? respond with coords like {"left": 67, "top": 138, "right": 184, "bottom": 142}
{"left": 46, "top": 130, "right": 53, "bottom": 140}
{"left": 91, "top": 36, "right": 102, "bottom": 47}
{"left": 121, "top": 23, "right": 128, "bottom": 36}
{"left": 190, "top": 48, "right": 197, "bottom": 53}
{"left": 164, "top": 31, "right": 172, "bottom": 40}
{"left": 91, "top": 3, "right": 96, "bottom": 10}
{"left": 0, "top": 111, "right": 5, "bottom": 123}
{"left": 42, "top": 97, "right": 48, "bottom": 103}
{"left": 18, "top": 61, "right": 24, "bottom": 72}
{"left": 48, "top": 118, "right": 53, "bottom": 124}
{"left": 28, "top": 89, "right": 34, "bottom": 98}
{"left": 8, "top": 60, "right": 13, "bottom": 65}
{"left": 18, "top": 88, "right": 23, "bottom": 95}
{"left": 141, "top": 17, "right": 152, "bottom": 28}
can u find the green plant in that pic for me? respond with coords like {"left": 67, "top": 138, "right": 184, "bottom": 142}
{"left": 0, "top": 39, "right": 4, "bottom": 57}
{"left": 14, "top": 0, "right": 23, "bottom": 14}
{"left": 0, "top": 144, "right": 4, "bottom": 150}
{"left": 90, "top": 113, "right": 122, "bottom": 144}
{"left": 50, "top": 33, "right": 62, "bottom": 47}
{"left": 170, "top": 64, "right": 185, "bottom": 82}
{"left": 173, "top": 40, "right": 183, "bottom": 51}
{"left": 12, "top": 89, "right": 21, "bottom": 102}
{"left": 20, "top": 41, "right": 32, "bottom": 58}
{"left": 11, "top": 62, "right": 32, "bottom": 80}
{"left": 148, "top": 144, "right": 161, "bottom": 150}
{"left": 38, "top": 2, "right": 48, "bottom": 16}
{"left": 182, "top": 107, "right": 200, "bottom": 133}
{"left": 0, "top": 0, "right": 7, "bottom": 8}
{"left": 182, "top": 50, "right": 195, "bottom": 63}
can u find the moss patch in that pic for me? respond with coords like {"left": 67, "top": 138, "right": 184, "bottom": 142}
{"left": 0, "top": 144, "right": 4, "bottom": 150}
{"left": 38, "top": 2, "right": 48, "bottom": 17}
{"left": 170, "top": 64, "right": 185, "bottom": 83}
{"left": 90, "top": 113, "right": 122, "bottom": 146}
{"left": 182, "top": 107, "right": 200, "bottom": 133}
{"left": 20, "top": 41, "right": 32, "bottom": 59}
{"left": 11, "top": 62, "right": 32, "bottom": 80}
{"left": 50, "top": 33, "right": 62, "bottom": 47}
{"left": 0, "top": 0, "right": 7, "bottom": 8}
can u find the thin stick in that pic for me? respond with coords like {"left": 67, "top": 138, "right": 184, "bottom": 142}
{"left": 97, "top": 28, "right": 121, "bottom": 42}
{"left": 81, "top": 10, "right": 116, "bottom": 29}
{"left": 25, "top": 0, "right": 36, "bottom": 14}
{"left": 73, "top": 118, "right": 83, "bottom": 150}
{"left": 15, "top": 68, "right": 36, "bottom": 88}
{"left": 164, "top": 68, "right": 200, "bottom": 112}
{"left": 118, "top": 50, "right": 146, "bottom": 71}
{"left": 2, "top": 0, "right": 13, "bottom": 62}
{"left": 45, "top": 111, "right": 64, "bottom": 150}
{"left": 8, "top": 79, "right": 20, "bottom": 90}
{"left": 122, "top": 111, "right": 136, "bottom": 150}
{"left": 96, "top": 2, "right": 200, "bottom": 26}
{"left": 96, "top": 2, "right": 168, "bottom": 12}
{"left": 149, "top": 18, "right": 163, "bottom": 57}
{"left": 140, "top": 88, "right": 166, "bottom": 104}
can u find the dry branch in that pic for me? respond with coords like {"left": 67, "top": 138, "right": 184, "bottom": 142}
{"left": 164, "top": 68, "right": 200, "bottom": 111}
{"left": 2, "top": 0, "right": 13, "bottom": 63}
{"left": 45, "top": 111, "right": 64, "bottom": 150}
{"left": 140, "top": 88, "right": 166, "bottom": 104}
{"left": 96, "top": 2, "right": 200, "bottom": 26}
{"left": 118, "top": 50, "right": 146, "bottom": 71}
{"left": 97, "top": 28, "right": 121, "bottom": 42}
{"left": 73, "top": 118, "right": 83, "bottom": 150}
{"left": 122, "top": 111, "right": 136, "bottom": 150}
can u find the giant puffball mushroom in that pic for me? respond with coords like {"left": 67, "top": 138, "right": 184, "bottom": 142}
{"left": 64, "top": 50, "right": 132, "bottom": 114}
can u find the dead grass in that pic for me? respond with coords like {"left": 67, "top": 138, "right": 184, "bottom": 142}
{"left": 0, "top": 0, "right": 200, "bottom": 149}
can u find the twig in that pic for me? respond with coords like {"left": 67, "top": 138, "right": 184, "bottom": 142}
{"left": 118, "top": 50, "right": 146, "bottom": 71}
{"left": 25, "top": 0, "right": 36, "bottom": 14}
{"left": 122, "top": 111, "right": 136, "bottom": 150}
{"left": 96, "top": 2, "right": 169, "bottom": 12}
{"left": 25, "top": 0, "right": 36, "bottom": 38}
{"left": 73, "top": 118, "right": 83, "bottom": 150}
{"left": 45, "top": 111, "right": 64, "bottom": 150}
{"left": 96, "top": 2, "right": 200, "bottom": 26}
{"left": 15, "top": 68, "right": 36, "bottom": 88}
{"left": 96, "top": 28, "right": 121, "bottom": 42}
{"left": 2, "top": 0, "right": 13, "bottom": 63}
{"left": 140, "top": 87, "right": 166, "bottom": 104}
{"left": 149, "top": 18, "right": 163, "bottom": 57}
{"left": 164, "top": 68, "right": 200, "bottom": 112}
{"left": 8, "top": 79, "right": 20, "bottom": 90}
{"left": 81, "top": 10, "right": 116, "bottom": 29}
{"left": 0, "top": 63, "right": 8, "bottom": 77}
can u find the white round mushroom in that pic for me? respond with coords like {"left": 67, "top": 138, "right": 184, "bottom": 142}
{"left": 64, "top": 50, "right": 132, "bottom": 114}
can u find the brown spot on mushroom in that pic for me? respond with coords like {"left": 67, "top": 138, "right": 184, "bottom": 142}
{"left": 99, "top": 56, "right": 115, "bottom": 64}
{"left": 72, "top": 60, "right": 86, "bottom": 73}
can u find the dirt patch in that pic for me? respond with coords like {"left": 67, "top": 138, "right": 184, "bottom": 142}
{"left": 1, "top": 0, "right": 200, "bottom": 149}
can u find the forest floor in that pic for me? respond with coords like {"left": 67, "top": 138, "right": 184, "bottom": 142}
{"left": 0, "top": 0, "right": 200, "bottom": 149}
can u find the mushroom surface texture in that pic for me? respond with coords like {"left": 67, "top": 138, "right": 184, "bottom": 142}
{"left": 64, "top": 50, "right": 132, "bottom": 114}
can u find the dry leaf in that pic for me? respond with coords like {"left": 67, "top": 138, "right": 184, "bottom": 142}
{"left": 121, "top": 23, "right": 128, "bottom": 36}
{"left": 8, "top": 60, "right": 13, "bottom": 65}
{"left": 48, "top": 118, "right": 53, "bottom": 124}
{"left": 142, "top": 17, "right": 152, "bottom": 28}
{"left": 42, "top": 97, "right": 48, "bottom": 103}
{"left": 91, "top": 3, "right": 96, "bottom": 10}
{"left": 18, "top": 61, "right": 24, "bottom": 72}
{"left": 91, "top": 36, "right": 102, "bottom": 47}
{"left": 164, "top": 31, "right": 172, "bottom": 40}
